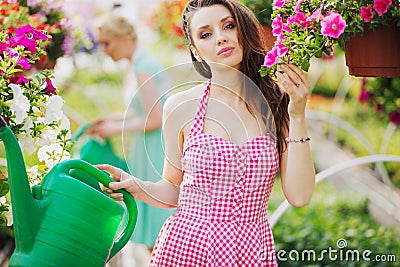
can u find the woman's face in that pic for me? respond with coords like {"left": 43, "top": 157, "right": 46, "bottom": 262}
{"left": 189, "top": 4, "right": 243, "bottom": 71}
{"left": 96, "top": 31, "right": 130, "bottom": 62}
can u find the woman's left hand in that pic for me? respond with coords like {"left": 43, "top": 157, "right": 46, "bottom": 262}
{"left": 86, "top": 119, "right": 121, "bottom": 139}
{"left": 274, "top": 63, "right": 311, "bottom": 118}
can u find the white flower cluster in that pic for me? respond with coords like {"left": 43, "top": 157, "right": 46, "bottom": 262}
{"left": 10, "top": 82, "right": 72, "bottom": 170}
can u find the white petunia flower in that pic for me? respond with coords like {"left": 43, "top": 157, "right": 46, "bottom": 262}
{"left": 36, "top": 127, "right": 58, "bottom": 147}
{"left": 16, "top": 117, "right": 37, "bottom": 154}
{"left": 9, "top": 84, "right": 30, "bottom": 124}
{"left": 27, "top": 165, "right": 43, "bottom": 187}
{"left": 22, "top": 117, "right": 34, "bottom": 131}
{"left": 18, "top": 133, "right": 37, "bottom": 154}
{"left": 44, "top": 95, "right": 64, "bottom": 123}
{"left": 6, "top": 207, "right": 12, "bottom": 226}
{"left": 38, "top": 143, "right": 70, "bottom": 168}
{"left": 59, "top": 114, "right": 71, "bottom": 131}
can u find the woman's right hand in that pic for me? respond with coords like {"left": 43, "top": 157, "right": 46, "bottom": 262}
{"left": 96, "top": 164, "right": 142, "bottom": 201}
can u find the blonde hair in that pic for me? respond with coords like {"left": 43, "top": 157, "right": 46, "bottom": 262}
{"left": 97, "top": 14, "right": 138, "bottom": 41}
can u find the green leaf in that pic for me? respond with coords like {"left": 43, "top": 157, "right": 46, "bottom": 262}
{"left": 259, "top": 67, "right": 268, "bottom": 77}
{"left": 0, "top": 180, "right": 9, "bottom": 197}
{"left": 301, "top": 60, "right": 310, "bottom": 72}
{"left": 315, "top": 49, "right": 323, "bottom": 58}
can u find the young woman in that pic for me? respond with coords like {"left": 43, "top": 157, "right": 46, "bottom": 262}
{"left": 98, "top": 0, "right": 315, "bottom": 266}
{"left": 88, "top": 14, "right": 175, "bottom": 253}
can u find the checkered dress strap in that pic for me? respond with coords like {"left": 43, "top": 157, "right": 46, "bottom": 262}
{"left": 189, "top": 80, "right": 211, "bottom": 136}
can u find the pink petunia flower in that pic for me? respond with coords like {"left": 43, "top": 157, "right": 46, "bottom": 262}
{"left": 277, "top": 43, "right": 289, "bottom": 57}
{"left": 17, "top": 57, "right": 31, "bottom": 70}
{"left": 0, "top": 41, "right": 8, "bottom": 54}
{"left": 42, "top": 78, "right": 57, "bottom": 96}
{"left": 373, "top": 0, "right": 392, "bottom": 16}
{"left": 7, "top": 35, "right": 38, "bottom": 54}
{"left": 272, "top": 15, "right": 284, "bottom": 36}
{"left": 272, "top": 15, "right": 292, "bottom": 37}
{"left": 321, "top": 12, "right": 346, "bottom": 39}
{"left": 360, "top": 6, "right": 375, "bottom": 22}
{"left": 263, "top": 46, "right": 280, "bottom": 67}
{"left": 277, "top": 34, "right": 287, "bottom": 44}
{"left": 273, "top": 0, "right": 287, "bottom": 10}
{"left": 358, "top": 88, "right": 371, "bottom": 103}
{"left": 287, "top": 12, "right": 310, "bottom": 29}
{"left": 294, "top": 0, "right": 302, "bottom": 13}
{"left": 307, "top": 5, "right": 324, "bottom": 22}
{"left": 15, "top": 24, "right": 51, "bottom": 41}
{"left": 7, "top": 49, "right": 19, "bottom": 58}
{"left": 9, "top": 76, "right": 30, "bottom": 85}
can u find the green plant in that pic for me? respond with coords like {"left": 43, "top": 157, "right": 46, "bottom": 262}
{"left": 241, "top": 0, "right": 274, "bottom": 25}
{"left": 272, "top": 182, "right": 400, "bottom": 266}
{"left": 260, "top": 0, "right": 400, "bottom": 77}
{"left": 359, "top": 77, "right": 400, "bottom": 125}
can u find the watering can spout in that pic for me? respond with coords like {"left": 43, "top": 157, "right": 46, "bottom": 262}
{"left": 0, "top": 117, "right": 39, "bottom": 252}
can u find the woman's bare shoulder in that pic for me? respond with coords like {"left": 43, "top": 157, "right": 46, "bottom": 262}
{"left": 163, "top": 84, "right": 204, "bottom": 117}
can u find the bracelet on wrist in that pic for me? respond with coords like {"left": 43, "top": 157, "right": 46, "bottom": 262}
{"left": 285, "top": 136, "right": 311, "bottom": 143}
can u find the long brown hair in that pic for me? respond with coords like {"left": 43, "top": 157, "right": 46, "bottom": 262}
{"left": 182, "top": 0, "right": 289, "bottom": 156}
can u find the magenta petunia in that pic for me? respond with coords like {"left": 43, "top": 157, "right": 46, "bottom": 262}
{"left": 17, "top": 57, "right": 31, "bottom": 69}
{"left": 9, "top": 76, "right": 30, "bottom": 85}
{"left": 388, "top": 110, "right": 400, "bottom": 125}
{"left": 360, "top": 6, "right": 375, "bottom": 22}
{"left": 263, "top": 46, "right": 280, "bottom": 68}
{"left": 307, "top": 5, "right": 324, "bottom": 22}
{"left": 277, "top": 43, "right": 289, "bottom": 57}
{"left": 358, "top": 88, "right": 371, "bottom": 103}
{"left": 272, "top": 15, "right": 284, "bottom": 36}
{"left": 42, "top": 78, "right": 57, "bottom": 96}
{"left": 373, "top": 0, "right": 392, "bottom": 16}
{"left": 273, "top": 0, "right": 288, "bottom": 10}
{"left": 294, "top": 0, "right": 302, "bottom": 13}
{"left": 7, "top": 49, "right": 19, "bottom": 58}
{"left": 8, "top": 35, "right": 38, "bottom": 53}
{"left": 0, "top": 41, "right": 9, "bottom": 54}
{"left": 15, "top": 24, "right": 51, "bottom": 41}
{"left": 288, "top": 12, "right": 310, "bottom": 29}
{"left": 321, "top": 12, "right": 346, "bottom": 39}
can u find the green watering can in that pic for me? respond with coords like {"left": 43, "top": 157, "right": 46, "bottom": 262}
{"left": 0, "top": 117, "right": 138, "bottom": 266}
{"left": 73, "top": 124, "right": 129, "bottom": 172}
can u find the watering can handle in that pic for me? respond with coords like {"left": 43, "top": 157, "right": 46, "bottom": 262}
{"left": 56, "top": 159, "right": 137, "bottom": 259}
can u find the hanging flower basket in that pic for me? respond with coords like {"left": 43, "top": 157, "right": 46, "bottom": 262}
{"left": 344, "top": 24, "right": 400, "bottom": 78}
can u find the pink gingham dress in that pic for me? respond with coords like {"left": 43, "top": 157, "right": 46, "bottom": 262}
{"left": 150, "top": 81, "right": 279, "bottom": 267}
